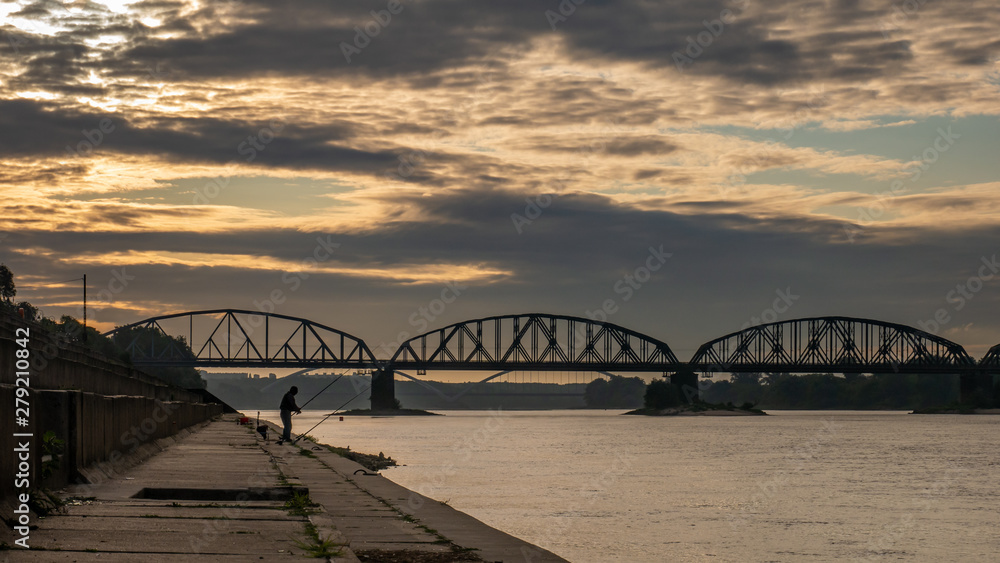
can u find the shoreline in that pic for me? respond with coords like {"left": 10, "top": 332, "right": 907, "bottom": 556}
{"left": 338, "top": 407, "right": 441, "bottom": 416}
{"left": 911, "top": 407, "right": 1000, "bottom": 415}
{"left": 262, "top": 417, "right": 570, "bottom": 562}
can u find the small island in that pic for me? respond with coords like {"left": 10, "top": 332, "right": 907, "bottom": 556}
{"left": 625, "top": 402, "right": 767, "bottom": 416}
{"left": 625, "top": 379, "right": 767, "bottom": 416}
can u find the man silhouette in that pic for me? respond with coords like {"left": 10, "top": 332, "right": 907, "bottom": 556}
{"left": 277, "top": 386, "right": 302, "bottom": 444}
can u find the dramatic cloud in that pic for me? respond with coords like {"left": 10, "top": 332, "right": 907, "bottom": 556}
{"left": 3, "top": 0, "right": 1000, "bottom": 360}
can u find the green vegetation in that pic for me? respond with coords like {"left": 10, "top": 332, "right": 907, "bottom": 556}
{"left": 106, "top": 324, "right": 206, "bottom": 388}
{"left": 284, "top": 491, "right": 320, "bottom": 517}
{"left": 584, "top": 374, "right": 646, "bottom": 408}
{"left": 0, "top": 265, "right": 205, "bottom": 389}
{"left": 644, "top": 379, "right": 682, "bottom": 409}
{"left": 39, "top": 430, "right": 65, "bottom": 481}
{"left": 320, "top": 444, "right": 397, "bottom": 471}
{"left": 27, "top": 488, "right": 65, "bottom": 517}
{"left": 293, "top": 522, "right": 344, "bottom": 559}
{"left": 629, "top": 381, "right": 766, "bottom": 415}
{"left": 0, "top": 263, "right": 15, "bottom": 302}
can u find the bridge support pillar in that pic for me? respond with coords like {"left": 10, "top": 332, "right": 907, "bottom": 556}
{"left": 370, "top": 368, "right": 397, "bottom": 411}
{"left": 959, "top": 371, "right": 995, "bottom": 407}
{"left": 670, "top": 366, "right": 699, "bottom": 403}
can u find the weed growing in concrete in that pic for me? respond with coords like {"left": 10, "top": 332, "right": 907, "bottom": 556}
{"left": 284, "top": 491, "right": 319, "bottom": 516}
{"left": 293, "top": 522, "right": 344, "bottom": 559}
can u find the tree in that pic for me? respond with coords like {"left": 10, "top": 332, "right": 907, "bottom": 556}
{"left": 0, "top": 263, "right": 15, "bottom": 302}
{"left": 14, "top": 301, "right": 39, "bottom": 321}
{"left": 644, "top": 379, "right": 681, "bottom": 409}
{"left": 584, "top": 378, "right": 610, "bottom": 407}
{"left": 584, "top": 375, "right": 646, "bottom": 408}
{"left": 109, "top": 325, "right": 206, "bottom": 389}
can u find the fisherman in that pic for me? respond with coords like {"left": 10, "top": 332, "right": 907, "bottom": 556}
{"left": 277, "top": 386, "right": 302, "bottom": 445}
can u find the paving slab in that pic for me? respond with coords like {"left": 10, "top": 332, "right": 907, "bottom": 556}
{"left": 11, "top": 415, "right": 568, "bottom": 563}
{"left": 15, "top": 416, "right": 357, "bottom": 562}
{"left": 4, "top": 552, "right": 306, "bottom": 562}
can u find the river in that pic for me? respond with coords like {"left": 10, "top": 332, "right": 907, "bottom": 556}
{"left": 259, "top": 409, "right": 1000, "bottom": 562}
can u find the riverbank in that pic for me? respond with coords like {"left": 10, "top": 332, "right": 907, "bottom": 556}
{"left": 340, "top": 408, "right": 441, "bottom": 416}
{"left": 911, "top": 405, "right": 1000, "bottom": 414}
{"left": 8, "top": 414, "right": 567, "bottom": 562}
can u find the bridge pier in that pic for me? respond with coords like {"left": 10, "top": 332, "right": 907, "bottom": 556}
{"left": 959, "top": 371, "right": 996, "bottom": 407}
{"left": 670, "top": 366, "right": 699, "bottom": 403}
{"left": 370, "top": 368, "right": 397, "bottom": 411}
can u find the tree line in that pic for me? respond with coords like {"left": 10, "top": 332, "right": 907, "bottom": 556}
{"left": 1, "top": 263, "right": 205, "bottom": 389}
{"left": 585, "top": 370, "right": 999, "bottom": 411}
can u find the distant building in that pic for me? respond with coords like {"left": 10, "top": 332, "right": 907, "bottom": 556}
{"left": 201, "top": 372, "right": 250, "bottom": 381}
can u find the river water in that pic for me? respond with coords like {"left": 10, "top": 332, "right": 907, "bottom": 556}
{"left": 261, "top": 410, "right": 1000, "bottom": 562}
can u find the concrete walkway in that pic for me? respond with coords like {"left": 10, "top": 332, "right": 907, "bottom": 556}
{"left": 9, "top": 414, "right": 568, "bottom": 563}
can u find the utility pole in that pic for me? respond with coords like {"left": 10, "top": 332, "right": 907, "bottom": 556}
{"left": 82, "top": 273, "right": 87, "bottom": 342}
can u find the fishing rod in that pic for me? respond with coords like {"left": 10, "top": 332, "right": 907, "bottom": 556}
{"left": 291, "top": 383, "right": 371, "bottom": 445}
{"left": 293, "top": 371, "right": 348, "bottom": 414}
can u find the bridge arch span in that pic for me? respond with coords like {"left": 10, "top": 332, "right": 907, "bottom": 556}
{"left": 980, "top": 344, "right": 1000, "bottom": 371}
{"left": 389, "top": 313, "right": 681, "bottom": 372}
{"left": 104, "top": 309, "right": 377, "bottom": 368}
{"left": 690, "top": 316, "right": 975, "bottom": 374}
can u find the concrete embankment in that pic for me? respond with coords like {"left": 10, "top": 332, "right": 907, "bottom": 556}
{"left": 260, "top": 418, "right": 569, "bottom": 562}
{"left": 6, "top": 415, "right": 568, "bottom": 562}
{"left": 0, "top": 314, "right": 223, "bottom": 528}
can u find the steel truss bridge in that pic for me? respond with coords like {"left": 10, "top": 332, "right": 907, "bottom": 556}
{"left": 107, "top": 309, "right": 376, "bottom": 369}
{"left": 105, "top": 311, "right": 1000, "bottom": 407}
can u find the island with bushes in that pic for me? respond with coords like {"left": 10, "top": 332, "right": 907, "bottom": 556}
{"left": 625, "top": 379, "right": 767, "bottom": 416}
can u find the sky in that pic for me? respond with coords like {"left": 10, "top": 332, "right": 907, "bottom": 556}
{"left": 2, "top": 0, "right": 999, "bottom": 366}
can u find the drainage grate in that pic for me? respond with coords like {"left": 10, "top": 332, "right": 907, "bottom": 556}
{"left": 131, "top": 486, "right": 308, "bottom": 501}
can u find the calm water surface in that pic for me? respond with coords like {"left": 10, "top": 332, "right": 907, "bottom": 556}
{"left": 262, "top": 410, "right": 1000, "bottom": 562}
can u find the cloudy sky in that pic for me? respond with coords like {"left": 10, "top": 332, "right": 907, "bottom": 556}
{"left": 2, "top": 0, "right": 999, "bottom": 363}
